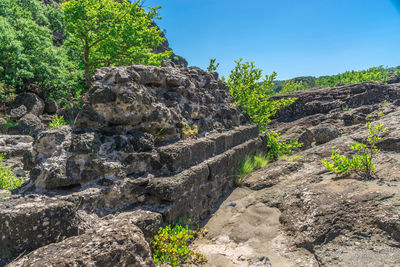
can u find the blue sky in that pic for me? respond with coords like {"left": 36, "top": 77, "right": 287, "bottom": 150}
{"left": 145, "top": 0, "right": 400, "bottom": 80}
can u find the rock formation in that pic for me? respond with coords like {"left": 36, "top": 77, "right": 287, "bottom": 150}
{"left": 191, "top": 81, "right": 400, "bottom": 266}
{"left": 1, "top": 63, "right": 263, "bottom": 265}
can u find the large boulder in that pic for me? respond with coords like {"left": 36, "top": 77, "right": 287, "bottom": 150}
{"left": 312, "top": 123, "right": 341, "bottom": 144}
{"left": 0, "top": 195, "right": 80, "bottom": 265}
{"left": 8, "top": 219, "right": 156, "bottom": 267}
{"left": 11, "top": 93, "right": 45, "bottom": 117}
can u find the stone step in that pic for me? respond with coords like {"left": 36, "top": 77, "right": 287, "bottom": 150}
{"left": 157, "top": 124, "right": 259, "bottom": 173}
{"left": 148, "top": 136, "right": 266, "bottom": 222}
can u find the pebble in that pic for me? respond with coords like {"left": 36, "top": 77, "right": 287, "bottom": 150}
{"left": 227, "top": 201, "right": 236, "bottom": 207}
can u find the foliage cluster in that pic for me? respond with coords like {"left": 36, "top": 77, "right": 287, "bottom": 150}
{"left": 265, "top": 130, "right": 303, "bottom": 161}
{"left": 235, "top": 153, "right": 269, "bottom": 185}
{"left": 0, "top": 0, "right": 170, "bottom": 106}
{"left": 206, "top": 58, "right": 220, "bottom": 72}
{"left": 322, "top": 122, "right": 386, "bottom": 179}
{"left": 62, "top": 0, "right": 171, "bottom": 85}
{"left": 181, "top": 122, "right": 198, "bottom": 139}
{"left": 280, "top": 79, "right": 309, "bottom": 94}
{"left": 315, "top": 66, "right": 388, "bottom": 87}
{"left": 0, "top": 83, "right": 16, "bottom": 104}
{"left": 151, "top": 219, "right": 207, "bottom": 266}
{"left": 2, "top": 118, "right": 18, "bottom": 130}
{"left": 0, "top": 153, "right": 23, "bottom": 191}
{"left": 49, "top": 115, "right": 67, "bottom": 128}
{"left": 226, "top": 59, "right": 296, "bottom": 132}
{"left": 0, "top": 0, "right": 82, "bottom": 97}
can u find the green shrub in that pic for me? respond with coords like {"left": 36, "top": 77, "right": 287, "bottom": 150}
{"left": 265, "top": 130, "right": 303, "bottom": 161}
{"left": 280, "top": 80, "right": 309, "bottom": 94}
{"left": 235, "top": 153, "right": 269, "bottom": 185}
{"left": 322, "top": 122, "right": 386, "bottom": 179}
{"left": 0, "top": 153, "right": 23, "bottom": 191}
{"left": 151, "top": 219, "right": 206, "bottom": 266}
{"left": 0, "top": 83, "right": 16, "bottom": 104}
{"left": 2, "top": 118, "right": 18, "bottom": 130}
{"left": 226, "top": 59, "right": 296, "bottom": 132}
{"left": 49, "top": 115, "right": 67, "bottom": 128}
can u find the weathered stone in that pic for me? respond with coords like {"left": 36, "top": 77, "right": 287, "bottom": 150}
{"left": 8, "top": 219, "right": 155, "bottom": 267}
{"left": 114, "top": 210, "right": 163, "bottom": 241}
{"left": 9, "top": 105, "right": 27, "bottom": 120}
{"left": 44, "top": 99, "right": 58, "bottom": 114}
{"left": 11, "top": 93, "right": 44, "bottom": 116}
{"left": 0, "top": 196, "right": 79, "bottom": 264}
{"left": 17, "top": 114, "right": 43, "bottom": 134}
{"left": 387, "top": 73, "right": 400, "bottom": 84}
{"left": 312, "top": 123, "right": 341, "bottom": 144}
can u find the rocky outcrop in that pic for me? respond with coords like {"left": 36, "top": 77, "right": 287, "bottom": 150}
{"left": 191, "top": 82, "right": 400, "bottom": 266}
{"left": 8, "top": 218, "right": 155, "bottom": 267}
{"left": 3, "top": 63, "right": 264, "bottom": 265}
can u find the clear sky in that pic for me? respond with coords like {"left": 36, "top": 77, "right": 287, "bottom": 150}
{"left": 145, "top": 0, "right": 400, "bottom": 80}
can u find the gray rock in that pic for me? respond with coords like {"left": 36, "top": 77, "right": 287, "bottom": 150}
{"left": 312, "top": 123, "right": 341, "bottom": 144}
{"left": 11, "top": 93, "right": 44, "bottom": 116}
{"left": 387, "top": 73, "right": 400, "bottom": 84}
{"left": 0, "top": 196, "right": 80, "bottom": 264}
{"left": 17, "top": 114, "right": 43, "bottom": 134}
{"left": 9, "top": 105, "right": 27, "bottom": 120}
{"left": 44, "top": 100, "right": 58, "bottom": 114}
{"left": 8, "top": 218, "right": 155, "bottom": 267}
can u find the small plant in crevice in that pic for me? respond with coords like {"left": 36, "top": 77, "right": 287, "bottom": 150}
{"left": 279, "top": 154, "right": 304, "bottom": 162}
{"left": 0, "top": 153, "right": 23, "bottom": 191}
{"left": 235, "top": 153, "right": 269, "bottom": 186}
{"left": 378, "top": 111, "right": 385, "bottom": 117}
{"left": 151, "top": 218, "right": 207, "bottom": 267}
{"left": 265, "top": 130, "right": 303, "bottom": 161}
{"left": 181, "top": 122, "right": 198, "bottom": 139}
{"left": 322, "top": 122, "right": 386, "bottom": 180}
{"left": 153, "top": 127, "right": 166, "bottom": 143}
{"left": 49, "top": 115, "right": 67, "bottom": 129}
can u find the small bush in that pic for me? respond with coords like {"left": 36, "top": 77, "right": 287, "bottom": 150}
{"left": 151, "top": 219, "right": 207, "bottom": 266}
{"left": 265, "top": 130, "right": 302, "bottom": 161}
{"left": 2, "top": 118, "right": 18, "bottom": 130}
{"left": 322, "top": 122, "right": 386, "bottom": 179}
{"left": 0, "top": 153, "right": 23, "bottom": 191}
{"left": 49, "top": 115, "right": 67, "bottom": 128}
{"left": 235, "top": 153, "right": 269, "bottom": 185}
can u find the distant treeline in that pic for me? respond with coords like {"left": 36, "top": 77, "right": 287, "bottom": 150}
{"left": 272, "top": 66, "right": 400, "bottom": 94}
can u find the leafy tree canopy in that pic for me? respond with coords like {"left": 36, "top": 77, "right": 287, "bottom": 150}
{"left": 0, "top": 0, "right": 75, "bottom": 91}
{"left": 62, "top": 0, "right": 172, "bottom": 85}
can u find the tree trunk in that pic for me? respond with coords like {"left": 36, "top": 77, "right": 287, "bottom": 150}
{"left": 84, "top": 45, "right": 91, "bottom": 86}
{"left": 84, "top": 64, "right": 91, "bottom": 86}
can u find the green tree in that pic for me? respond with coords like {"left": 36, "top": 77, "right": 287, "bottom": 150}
{"left": 207, "top": 58, "right": 220, "bottom": 72}
{"left": 226, "top": 59, "right": 296, "bottom": 132}
{"left": 62, "top": 0, "right": 172, "bottom": 85}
